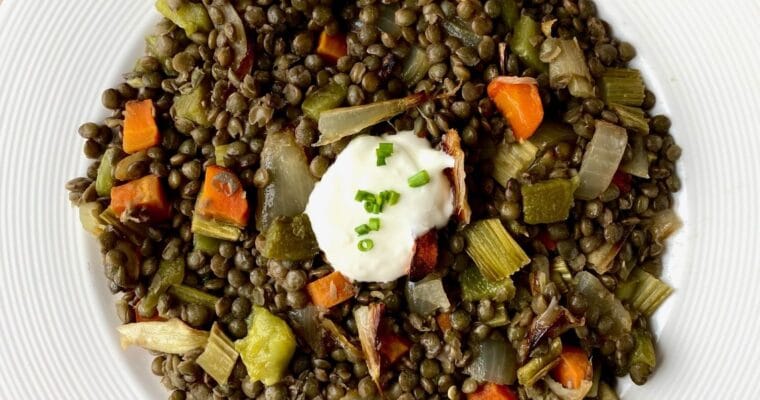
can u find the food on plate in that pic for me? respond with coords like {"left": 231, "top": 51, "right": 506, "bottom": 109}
{"left": 66, "top": 0, "right": 683, "bottom": 398}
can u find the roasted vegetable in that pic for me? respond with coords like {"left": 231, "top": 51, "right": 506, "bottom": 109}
{"left": 117, "top": 318, "right": 208, "bottom": 354}
{"left": 261, "top": 214, "right": 319, "bottom": 261}
{"left": 235, "top": 306, "right": 296, "bottom": 385}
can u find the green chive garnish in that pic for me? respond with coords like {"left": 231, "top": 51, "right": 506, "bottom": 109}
{"left": 358, "top": 239, "right": 374, "bottom": 252}
{"left": 371, "top": 203, "right": 382, "bottom": 214}
{"left": 387, "top": 190, "right": 400, "bottom": 205}
{"left": 364, "top": 201, "right": 375, "bottom": 213}
{"left": 408, "top": 170, "right": 430, "bottom": 188}
{"left": 375, "top": 142, "right": 394, "bottom": 166}
{"left": 355, "top": 190, "right": 374, "bottom": 202}
{"left": 355, "top": 224, "right": 371, "bottom": 235}
{"left": 368, "top": 218, "right": 380, "bottom": 231}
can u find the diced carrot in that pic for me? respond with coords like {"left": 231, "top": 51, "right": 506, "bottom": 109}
{"left": 378, "top": 329, "right": 411, "bottom": 364}
{"left": 316, "top": 30, "right": 347, "bottom": 63}
{"left": 110, "top": 174, "right": 171, "bottom": 221}
{"left": 487, "top": 76, "right": 544, "bottom": 141}
{"left": 306, "top": 271, "right": 356, "bottom": 309}
{"left": 467, "top": 383, "right": 518, "bottom": 400}
{"left": 123, "top": 99, "right": 160, "bottom": 154}
{"left": 195, "top": 165, "right": 249, "bottom": 227}
{"left": 408, "top": 230, "right": 438, "bottom": 280}
{"left": 551, "top": 346, "right": 592, "bottom": 389}
{"left": 436, "top": 313, "right": 452, "bottom": 333}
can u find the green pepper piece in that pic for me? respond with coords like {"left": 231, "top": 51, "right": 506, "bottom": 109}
{"left": 235, "top": 306, "right": 296, "bottom": 385}
{"left": 96, "top": 147, "right": 120, "bottom": 197}
{"left": 510, "top": 15, "right": 548, "bottom": 73}
{"left": 261, "top": 214, "right": 319, "bottom": 261}
{"left": 301, "top": 81, "right": 348, "bottom": 121}
{"left": 174, "top": 84, "right": 211, "bottom": 127}
{"left": 155, "top": 0, "right": 213, "bottom": 36}
{"left": 521, "top": 178, "right": 576, "bottom": 224}
{"left": 459, "top": 266, "right": 515, "bottom": 302}
{"left": 138, "top": 258, "right": 186, "bottom": 317}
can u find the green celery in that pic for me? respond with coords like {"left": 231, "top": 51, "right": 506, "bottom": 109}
{"left": 215, "top": 144, "right": 230, "bottom": 167}
{"left": 464, "top": 219, "right": 530, "bottom": 281}
{"left": 235, "top": 306, "right": 296, "bottom": 385}
{"left": 629, "top": 328, "right": 656, "bottom": 384}
{"left": 610, "top": 103, "right": 650, "bottom": 134}
{"left": 99, "top": 207, "right": 146, "bottom": 246}
{"left": 510, "top": 15, "right": 548, "bottom": 73}
{"left": 191, "top": 215, "right": 242, "bottom": 241}
{"left": 96, "top": 147, "right": 119, "bottom": 197}
{"left": 616, "top": 268, "right": 673, "bottom": 317}
{"left": 441, "top": 19, "right": 481, "bottom": 48}
{"left": 196, "top": 323, "right": 238, "bottom": 385}
{"left": 492, "top": 140, "right": 538, "bottom": 187}
{"left": 155, "top": 0, "right": 212, "bottom": 35}
{"left": 459, "top": 266, "right": 515, "bottom": 302}
{"left": 501, "top": 0, "right": 519, "bottom": 29}
{"left": 174, "top": 84, "right": 212, "bottom": 127}
{"left": 600, "top": 68, "right": 645, "bottom": 106}
{"left": 301, "top": 81, "right": 348, "bottom": 121}
{"left": 193, "top": 233, "right": 221, "bottom": 255}
{"left": 401, "top": 46, "right": 431, "bottom": 86}
{"left": 168, "top": 284, "right": 219, "bottom": 309}
{"left": 528, "top": 121, "right": 576, "bottom": 153}
{"left": 550, "top": 257, "right": 572, "bottom": 294}
{"left": 138, "top": 258, "right": 186, "bottom": 318}
{"left": 484, "top": 304, "right": 509, "bottom": 327}
{"left": 521, "top": 178, "right": 577, "bottom": 224}
{"left": 517, "top": 337, "right": 562, "bottom": 387}
{"left": 261, "top": 214, "right": 319, "bottom": 261}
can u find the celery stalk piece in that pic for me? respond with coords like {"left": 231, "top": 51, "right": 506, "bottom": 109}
{"left": 174, "top": 84, "right": 212, "bottom": 127}
{"left": 191, "top": 215, "right": 242, "bottom": 241}
{"left": 193, "top": 233, "right": 221, "bottom": 255}
{"left": 401, "top": 46, "right": 431, "bottom": 86}
{"left": 138, "top": 258, "right": 186, "bottom": 318}
{"left": 629, "top": 328, "right": 657, "bottom": 385}
{"left": 441, "top": 18, "right": 481, "bottom": 48}
{"left": 574, "top": 271, "right": 632, "bottom": 336}
{"left": 235, "top": 306, "right": 296, "bottom": 385}
{"left": 79, "top": 202, "right": 105, "bottom": 236}
{"left": 617, "top": 269, "right": 674, "bottom": 317}
{"left": 550, "top": 257, "right": 572, "bottom": 294}
{"left": 197, "top": 323, "right": 238, "bottom": 385}
{"left": 96, "top": 147, "right": 120, "bottom": 196}
{"left": 464, "top": 219, "right": 530, "bottom": 281}
{"left": 155, "top": 0, "right": 212, "bottom": 35}
{"left": 214, "top": 144, "right": 230, "bottom": 168}
{"left": 261, "top": 214, "right": 319, "bottom": 261}
{"left": 492, "top": 140, "right": 538, "bottom": 187}
{"left": 98, "top": 207, "right": 147, "bottom": 246}
{"left": 528, "top": 121, "right": 576, "bottom": 153}
{"left": 501, "top": 0, "right": 520, "bottom": 29}
{"left": 168, "top": 284, "right": 219, "bottom": 309}
{"left": 599, "top": 68, "right": 645, "bottom": 106}
{"left": 510, "top": 15, "right": 548, "bottom": 73}
{"left": 484, "top": 304, "right": 510, "bottom": 327}
{"left": 301, "top": 81, "right": 348, "bottom": 121}
{"left": 117, "top": 318, "right": 208, "bottom": 354}
{"left": 620, "top": 134, "right": 651, "bottom": 178}
{"left": 516, "top": 337, "right": 562, "bottom": 387}
{"left": 521, "top": 178, "right": 577, "bottom": 224}
{"left": 459, "top": 266, "right": 515, "bottom": 302}
{"left": 609, "top": 103, "right": 650, "bottom": 134}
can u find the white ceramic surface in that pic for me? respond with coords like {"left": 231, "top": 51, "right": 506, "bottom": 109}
{"left": 0, "top": 0, "right": 758, "bottom": 398}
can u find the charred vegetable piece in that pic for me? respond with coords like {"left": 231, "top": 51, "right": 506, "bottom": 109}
{"left": 442, "top": 129, "right": 472, "bottom": 224}
{"left": 261, "top": 214, "right": 319, "bottom": 261}
{"left": 510, "top": 15, "right": 548, "bottom": 73}
{"left": 378, "top": 329, "right": 411, "bottom": 364}
{"left": 464, "top": 219, "right": 530, "bottom": 281}
{"left": 196, "top": 323, "right": 238, "bottom": 385}
{"left": 521, "top": 178, "right": 577, "bottom": 224}
{"left": 459, "top": 266, "right": 515, "bottom": 302}
{"left": 517, "top": 337, "right": 563, "bottom": 387}
{"left": 117, "top": 318, "right": 208, "bottom": 354}
{"left": 235, "top": 306, "right": 296, "bottom": 385}
{"left": 155, "top": 0, "right": 212, "bottom": 35}
{"left": 138, "top": 258, "right": 185, "bottom": 318}
{"left": 302, "top": 81, "right": 348, "bottom": 121}
{"left": 123, "top": 100, "right": 160, "bottom": 154}
{"left": 110, "top": 174, "right": 171, "bottom": 222}
{"left": 409, "top": 230, "right": 439, "bottom": 280}
{"left": 354, "top": 303, "right": 384, "bottom": 386}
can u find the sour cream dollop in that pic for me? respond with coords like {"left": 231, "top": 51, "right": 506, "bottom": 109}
{"left": 305, "top": 131, "right": 454, "bottom": 282}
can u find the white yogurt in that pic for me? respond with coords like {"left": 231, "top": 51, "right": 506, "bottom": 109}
{"left": 305, "top": 131, "right": 454, "bottom": 282}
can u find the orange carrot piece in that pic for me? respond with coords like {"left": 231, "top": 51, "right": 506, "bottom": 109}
{"left": 306, "top": 271, "right": 356, "bottom": 309}
{"left": 487, "top": 76, "right": 544, "bottom": 141}
{"left": 436, "top": 313, "right": 452, "bottom": 333}
{"left": 408, "top": 230, "right": 439, "bottom": 280}
{"left": 110, "top": 174, "right": 171, "bottom": 221}
{"left": 196, "top": 165, "right": 249, "bottom": 227}
{"left": 123, "top": 99, "right": 160, "bottom": 154}
{"left": 378, "top": 330, "right": 411, "bottom": 364}
{"left": 467, "top": 383, "right": 518, "bottom": 400}
{"left": 551, "top": 346, "right": 592, "bottom": 389}
{"left": 316, "top": 30, "right": 347, "bottom": 63}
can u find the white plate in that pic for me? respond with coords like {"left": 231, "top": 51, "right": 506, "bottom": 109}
{"left": 0, "top": 0, "right": 758, "bottom": 398}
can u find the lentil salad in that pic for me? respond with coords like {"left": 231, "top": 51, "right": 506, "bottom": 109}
{"left": 65, "top": 0, "right": 683, "bottom": 399}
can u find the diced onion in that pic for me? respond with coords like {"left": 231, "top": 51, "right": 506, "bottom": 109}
{"left": 575, "top": 121, "right": 628, "bottom": 200}
{"left": 541, "top": 38, "right": 594, "bottom": 98}
{"left": 465, "top": 338, "right": 518, "bottom": 385}
{"left": 405, "top": 277, "right": 450, "bottom": 316}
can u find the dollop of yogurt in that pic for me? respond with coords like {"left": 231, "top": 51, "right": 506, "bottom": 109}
{"left": 305, "top": 131, "right": 454, "bottom": 282}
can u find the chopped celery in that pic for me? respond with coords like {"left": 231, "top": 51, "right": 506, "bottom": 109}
{"left": 573, "top": 271, "right": 632, "bottom": 336}
{"left": 528, "top": 121, "right": 576, "bottom": 153}
{"left": 377, "top": 5, "right": 402, "bottom": 39}
{"left": 620, "top": 134, "right": 651, "bottom": 178}
{"left": 510, "top": 15, "right": 548, "bottom": 73}
{"left": 501, "top": 0, "right": 519, "bottom": 29}
{"left": 174, "top": 84, "right": 211, "bottom": 127}
{"left": 261, "top": 214, "right": 319, "bottom": 261}
{"left": 521, "top": 178, "right": 577, "bottom": 224}
{"left": 192, "top": 215, "right": 242, "bottom": 241}
{"left": 441, "top": 19, "right": 481, "bottom": 48}
{"left": 550, "top": 257, "right": 572, "bottom": 294}
{"left": 302, "top": 81, "right": 348, "bottom": 121}
{"left": 492, "top": 140, "right": 538, "bottom": 187}
{"left": 145, "top": 35, "right": 161, "bottom": 60}
{"left": 155, "top": 0, "right": 212, "bottom": 35}
{"left": 610, "top": 103, "right": 649, "bottom": 134}
{"left": 193, "top": 233, "right": 221, "bottom": 255}
{"left": 168, "top": 284, "right": 219, "bottom": 309}
{"left": 629, "top": 328, "right": 656, "bottom": 384}
{"left": 99, "top": 207, "right": 146, "bottom": 246}
{"left": 138, "top": 258, "right": 185, "bottom": 318}
{"left": 648, "top": 209, "right": 683, "bottom": 244}
{"left": 96, "top": 147, "right": 119, "bottom": 196}
{"left": 197, "top": 323, "right": 238, "bottom": 385}
{"left": 516, "top": 337, "right": 562, "bottom": 387}
{"left": 79, "top": 202, "right": 105, "bottom": 236}
{"left": 459, "top": 266, "right": 515, "bottom": 302}
{"left": 616, "top": 269, "right": 673, "bottom": 317}
{"left": 484, "top": 304, "right": 509, "bottom": 327}
{"left": 600, "top": 68, "right": 645, "bottom": 106}
{"left": 214, "top": 144, "right": 230, "bottom": 167}
{"left": 117, "top": 318, "right": 208, "bottom": 354}
{"left": 401, "top": 46, "right": 431, "bottom": 86}
{"left": 235, "top": 306, "right": 297, "bottom": 385}
{"left": 464, "top": 219, "right": 530, "bottom": 281}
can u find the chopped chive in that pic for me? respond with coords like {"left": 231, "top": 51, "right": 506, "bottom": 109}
{"left": 378, "top": 142, "right": 394, "bottom": 155}
{"left": 376, "top": 156, "right": 387, "bottom": 166}
{"left": 355, "top": 224, "right": 371, "bottom": 235}
{"left": 364, "top": 201, "right": 375, "bottom": 213}
{"left": 355, "top": 190, "right": 374, "bottom": 202}
{"left": 407, "top": 170, "right": 430, "bottom": 188}
{"left": 371, "top": 203, "right": 382, "bottom": 214}
{"left": 358, "top": 239, "right": 374, "bottom": 252}
{"left": 387, "top": 190, "right": 401, "bottom": 205}
{"left": 375, "top": 194, "right": 385, "bottom": 207}
{"left": 368, "top": 218, "right": 380, "bottom": 231}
